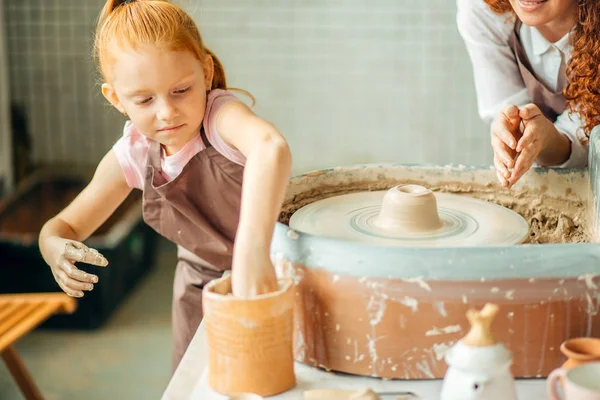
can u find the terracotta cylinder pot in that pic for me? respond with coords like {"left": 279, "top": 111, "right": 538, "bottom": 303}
{"left": 203, "top": 275, "right": 296, "bottom": 396}
{"left": 272, "top": 163, "right": 600, "bottom": 379}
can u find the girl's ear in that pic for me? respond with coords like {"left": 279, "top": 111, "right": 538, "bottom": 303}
{"left": 102, "top": 83, "right": 126, "bottom": 114}
{"left": 204, "top": 54, "right": 214, "bottom": 91}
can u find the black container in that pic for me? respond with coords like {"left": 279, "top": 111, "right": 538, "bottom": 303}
{"left": 0, "top": 169, "right": 158, "bottom": 329}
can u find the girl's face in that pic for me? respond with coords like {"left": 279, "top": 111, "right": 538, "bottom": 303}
{"left": 508, "top": 0, "right": 578, "bottom": 30}
{"left": 102, "top": 45, "right": 213, "bottom": 155}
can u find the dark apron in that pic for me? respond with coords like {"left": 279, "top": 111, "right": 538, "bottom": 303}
{"left": 142, "top": 128, "right": 244, "bottom": 371}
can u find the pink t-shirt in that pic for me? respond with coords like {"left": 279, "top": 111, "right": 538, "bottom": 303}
{"left": 113, "top": 89, "right": 246, "bottom": 190}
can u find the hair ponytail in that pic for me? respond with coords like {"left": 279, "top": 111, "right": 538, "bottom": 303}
{"left": 205, "top": 47, "right": 255, "bottom": 105}
{"left": 99, "top": 0, "right": 133, "bottom": 26}
{"left": 205, "top": 48, "right": 226, "bottom": 90}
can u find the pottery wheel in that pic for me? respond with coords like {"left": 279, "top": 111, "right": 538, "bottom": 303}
{"left": 289, "top": 185, "right": 529, "bottom": 247}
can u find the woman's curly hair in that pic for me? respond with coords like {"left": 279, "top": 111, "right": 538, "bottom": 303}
{"left": 484, "top": 0, "right": 600, "bottom": 141}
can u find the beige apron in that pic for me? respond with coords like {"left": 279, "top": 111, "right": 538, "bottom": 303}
{"left": 508, "top": 18, "right": 567, "bottom": 120}
{"left": 142, "top": 128, "right": 244, "bottom": 371}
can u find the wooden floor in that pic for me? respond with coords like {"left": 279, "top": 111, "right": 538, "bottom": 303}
{"left": 0, "top": 238, "right": 175, "bottom": 400}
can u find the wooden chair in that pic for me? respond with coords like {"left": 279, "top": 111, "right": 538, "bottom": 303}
{"left": 0, "top": 293, "right": 77, "bottom": 400}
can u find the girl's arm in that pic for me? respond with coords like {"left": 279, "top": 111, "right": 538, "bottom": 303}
{"left": 39, "top": 150, "right": 132, "bottom": 297}
{"left": 216, "top": 100, "right": 292, "bottom": 297}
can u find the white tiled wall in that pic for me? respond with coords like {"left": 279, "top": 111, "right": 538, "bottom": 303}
{"left": 4, "top": 0, "right": 490, "bottom": 174}
{"left": 188, "top": 0, "right": 490, "bottom": 172}
{"left": 5, "top": 0, "right": 125, "bottom": 167}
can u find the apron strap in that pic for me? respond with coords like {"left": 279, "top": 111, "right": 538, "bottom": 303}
{"left": 200, "top": 127, "right": 212, "bottom": 149}
{"left": 514, "top": 18, "right": 522, "bottom": 36}
{"left": 505, "top": 16, "right": 566, "bottom": 121}
{"left": 148, "top": 140, "right": 163, "bottom": 171}
{"left": 508, "top": 17, "right": 522, "bottom": 54}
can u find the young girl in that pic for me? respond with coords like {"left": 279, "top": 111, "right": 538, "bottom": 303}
{"left": 38, "top": 0, "right": 292, "bottom": 370}
{"left": 457, "top": 0, "right": 600, "bottom": 188}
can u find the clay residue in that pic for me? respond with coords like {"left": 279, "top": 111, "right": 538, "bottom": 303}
{"left": 279, "top": 178, "right": 591, "bottom": 244}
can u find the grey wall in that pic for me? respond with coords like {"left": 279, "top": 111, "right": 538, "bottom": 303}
{"left": 4, "top": 0, "right": 490, "bottom": 175}
{"left": 0, "top": 0, "right": 12, "bottom": 194}
{"left": 4, "top": 0, "right": 125, "bottom": 167}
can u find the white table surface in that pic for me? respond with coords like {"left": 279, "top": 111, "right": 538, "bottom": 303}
{"left": 162, "top": 322, "right": 549, "bottom": 399}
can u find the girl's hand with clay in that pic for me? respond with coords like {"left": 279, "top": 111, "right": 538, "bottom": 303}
{"left": 231, "top": 247, "right": 278, "bottom": 298}
{"left": 39, "top": 149, "right": 132, "bottom": 299}
{"left": 40, "top": 238, "right": 107, "bottom": 298}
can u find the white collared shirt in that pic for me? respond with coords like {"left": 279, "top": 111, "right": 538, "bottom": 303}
{"left": 456, "top": 0, "right": 588, "bottom": 168}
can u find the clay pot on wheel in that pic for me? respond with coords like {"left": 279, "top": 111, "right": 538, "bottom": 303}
{"left": 203, "top": 275, "right": 296, "bottom": 397}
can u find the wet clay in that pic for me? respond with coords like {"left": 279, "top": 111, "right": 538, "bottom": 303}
{"left": 280, "top": 179, "right": 591, "bottom": 244}
{"left": 64, "top": 242, "right": 108, "bottom": 266}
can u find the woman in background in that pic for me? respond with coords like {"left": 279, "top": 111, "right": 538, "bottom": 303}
{"left": 457, "top": 0, "right": 600, "bottom": 187}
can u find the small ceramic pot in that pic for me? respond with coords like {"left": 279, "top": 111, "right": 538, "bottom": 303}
{"left": 548, "top": 362, "right": 600, "bottom": 399}
{"left": 561, "top": 337, "right": 600, "bottom": 370}
{"left": 203, "top": 275, "right": 296, "bottom": 397}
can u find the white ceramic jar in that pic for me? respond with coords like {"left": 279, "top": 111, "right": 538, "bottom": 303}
{"left": 441, "top": 341, "right": 517, "bottom": 400}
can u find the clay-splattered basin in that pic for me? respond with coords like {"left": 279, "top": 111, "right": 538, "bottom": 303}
{"left": 271, "top": 128, "right": 600, "bottom": 380}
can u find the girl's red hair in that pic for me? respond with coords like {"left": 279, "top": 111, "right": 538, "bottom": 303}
{"left": 94, "top": 0, "right": 226, "bottom": 90}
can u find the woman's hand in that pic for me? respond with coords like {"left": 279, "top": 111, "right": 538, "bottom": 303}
{"left": 231, "top": 247, "right": 278, "bottom": 298}
{"left": 509, "top": 104, "right": 570, "bottom": 186}
{"left": 492, "top": 104, "right": 571, "bottom": 188}
{"left": 40, "top": 237, "right": 108, "bottom": 298}
{"left": 491, "top": 104, "right": 522, "bottom": 187}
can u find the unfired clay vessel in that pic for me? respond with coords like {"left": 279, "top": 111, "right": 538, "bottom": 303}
{"left": 203, "top": 275, "right": 296, "bottom": 396}
{"left": 373, "top": 184, "right": 442, "bottom": 232}
{"left": 440, "top": 304, "right": 517, "bottom": 400}
{"left": 272, "top": 162, "right": 600, "bottom": 379}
